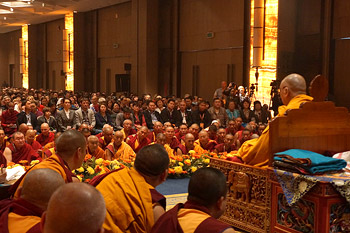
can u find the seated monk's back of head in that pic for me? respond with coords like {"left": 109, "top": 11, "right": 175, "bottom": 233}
{"left": 188, "top": 167, "right": 227, "bottom": 208}
{"left": 134, "top": 144, "right": 169, "bottom": 177}
{"left": 55, "top": 130, "right": 86, "bottom": 157}
{"left": 43, "top": 183, "right": 106, "bottom": 233}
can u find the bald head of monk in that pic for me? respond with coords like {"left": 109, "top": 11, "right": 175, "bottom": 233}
{"left": 102, "top": 125, "right": 113, "bottom": 143}
{"left": 18, "top": 123, "right": 29, "bottom": 135}
{"left": 137, "top": 126, "right": 149, "bottom": 141}
{"left": 184, "top": 133, "right": 195, "bottom": 150}
{"left": 113, "top": 131, "right": 124, "bottom": 147}
{"left": 55, "top": 130, "right": 86, "bottom": 170}
{"left": 20, "top": 168, "right": 65, "bottom": 210}
{"left": 156, "top": 133, "right": 166, "bottom": 146}
{"left": 87, "top": 135, "right": 99, "bottom": 154}
{"left": 25, "top": 129, "right": 36, "bottom": 145}
{"left": 42, "top": 183, "right": 106, "bottom": 233}
{"left": 41, "top": 123, "right": 50, "bottom": 136}
{"left": 188, "top": 167, "right": 228, "bottom": 219}
{"left": 134, "top": 144, "right": 169, "bottom": 188}
{"left": 78, "top": 123, "right": 89, "bottom": 132}
{"left": 198, "top": 130, "right": 209, "bottom": 147}
{"left": 280, "top": 73, "right": 307, "bottom": 105}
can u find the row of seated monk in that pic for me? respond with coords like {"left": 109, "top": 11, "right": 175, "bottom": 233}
{"left": 0, "top": 73, "right": 313, "bottom": 232}
{"left": 0, "top": 129, "right": 235, "bottom": 233}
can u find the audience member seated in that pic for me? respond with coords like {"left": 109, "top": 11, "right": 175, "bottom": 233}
{"left": 0, "top": 169, "right": 64, "bottom": 233}
{"left": 154, "top": 133, "right": 174, "bottom": 157}
{"left": 95, "top": 102, "right": 113, "bottom": 134}
{"left": 188, "top": 123, "right": 200, "bottom": 140}
{"left": 105, "top": 131, "right": 135, "bottom": 161}
{"left": 235, "top": 117, "right": 244, "bottom": 131}
{"left": 115, "top": 107, "right": 134, "bottom": 130}
{"left": 1, "top": 102, "right": 18, "bottom": 135}
{"left": 98, "top": 125, "right": 114, "bottom": 150}
{"left": 151, "top": 167, "right": 234, "bottom": 233}
{"left": 42, "top": 183, "right": 106, "bottom": 233}
{"left": 216, "top": 128, "right": 226, "bottom": 144}
{"left": 132, "top": 103, "right": 146, "bottom": 130}
{"left": 31, "top": 101, "right": 43, "bottom": 117}
{"left": 127, "top": 126, "right": 151, "bottom": 153}
{"left": 26, "top": 129, "right": 42, "bottom": 153}
{"left": 175, "top": 123, "right": 188, "bottom": 141}
{"left": 226, "top": 100, "right": 240, "bottom": 121}
{"left": 75, "top": 98, "right": 96, "bottom": 132}
{"left": 90, "top": 144, "right": 169, "bottom": 233}
{"left": 120, "top": 119, "right": 136, "bottom": 141}
{"left": 195, "top": 130, "right": 217, "bottom": 152}
{"left": 87, "top": 135, "right": 106, "bottom": 159}
{"left": 164, "top": 126, "right": 180, "bottom": 150}
{"left": 0, "top": 129, "right": 9, "bottom": 153}
{"left": 37, "top": 107, "right": 58, "bottom": 133}
{"left": 192, "top": 101, "right": 212, "bottom": 129}
{"left": 3, "top": 132, "right": 41, "bottom": 165}
{"left": 239, "top": 99, "right": 255, "bottom": 125}
{"left": 161, "top": 99, "right": 182, "bottom": 127}
{"left": 214, "top": 134, "right": 237, "bottom": 154}
{"left": 36, "top": 123, "right": 55, "bottom": 147}
{"left": 176, "top": 133, "right": 204, "bottom": 155}
{"left": 253, "top": 100, "right": 269, "bottom": 124}
{"left": 43, "top": 132, "right": 61, "bottom": 158}
{"left": 178, "top": 101, "right": 192, "bottom": 126}
{"left": 143, "top": 101, "right": 161, "bottom": 130}
{"left": 12, "top": 130, "right": 86, "bottom": 198}
{"left": 208, "top": 125, "right": 218, "bottom": 141}
{"left": 16, "top": 100, "right": 38, "bottom": 130}
{"left": 236, "top": 73, "right": 313, "bottom": 167}
{"left": 56, "top": 98, "right": 76, "bottom": 132}
{"left": 208, "top": 98, "right": 228, "bottom": 128}
{"left": 147, "top": 121, "right": 163, "bottom": 142}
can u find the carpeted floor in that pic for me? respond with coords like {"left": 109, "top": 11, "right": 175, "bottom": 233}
{"left": 156, "top": 178, "right": 189, "bottom": 210}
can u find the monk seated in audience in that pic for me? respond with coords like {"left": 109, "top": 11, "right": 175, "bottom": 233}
{"left": 12, "top": 130, "right": 86, "bottom": 198}
{"left": 147, "top": 121, "right": 164, "bottom": 142}
{"left": 235, "top": 73, "right": 313, "bottom": 167}
{"left": 1, "top": 102, "right": 18, "bottom": 136}
{"left": 0, "top": 129, "right": 9, "bottom": 153}
{"left": 127, "top": 126, "right": 151, "bottom": 153}
{"left": 176, "top": 133, "right": 203, "bottom": 155}
{"left": 175, "top": 124, "right": 188, "bottom": 141}
{"left": 42, "top": 183, "right": 106, "bottom": 233}
{"left": 0, "top": 169, "right": 64, "bottom": 233}
{"left": 3, "top": 132, "right": 41, "bottom": 165}
{"left": 208, "top": 125, "right": 218, "bottom": 141}
{"left": 42, "top": 132, "right": 61, "bottom": 158}
{"left": 188, "top": 123, "right": 200, "bottom": 140}
{"left": 195, "top": 130, "right": 217, "bottom": 152}
{"left": 214, "top": 134, "right": 237, "bottom": 154}
{"left": 226, "top": 120, "right": 237, "bottom": 136}
{"left": 87, "top": 135, "right": 105, "bottom": 159}
{"left": 81, "top": 128, "right": 91, "bottom": 141}
{"left": 105, "top": 131, "right": 135, "bottom": 160}
{"left": 17, "top": 123, "right": 29, "bottom": 136}
{"left": 164, "top": 126, "right": 180, "bottom": 149}
{"left": 216, "top": 128, "right": 226, "bottom": 144}
{"left": 98, "top": 125, "right": 114, "bottom": 150}
{"left": 36, "top": 123, "right": 55, "bottom": 147}
{"left": 121, "top": 119, "right": 136, "bottom": 141}
{"left": 90, "top": 144, "right": 169, "bottom": 233}
{"left": 151, "top": 167, "right": 235, "bottom": 233}
{"left": 154, "top": 133, "right": 174, "bottom": 157}
{"left": 26, "top": 129, "right": 43, "bottom": 155}
{"left": 235, "top": 128, "right": 252, "bottom": 149}
{"left": 235, "top": 117, "right": 244, "bottom": 131}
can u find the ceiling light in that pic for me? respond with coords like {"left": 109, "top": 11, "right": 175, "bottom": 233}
{"left": 0, "top": 9, "right": 13, "bottom": 14}
{"left": 0, "top": 1, "right": 32, "bottom": 8}
{"left": 3, "top": 17, "right": 6, "bottom": 20}
{"left": 10, "top": 8, "right": 13, "bottom": 12}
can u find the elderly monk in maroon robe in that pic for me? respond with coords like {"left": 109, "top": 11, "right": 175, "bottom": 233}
{"left": 3, "top": 132, "right": 41, "bottom": 164}
{"left": 26, "top": 130, "right": 42, "bottom": 155}
{"left": 194, "top": 130, "right": 217, "bottom": 152}
{"left": 0, "top": 169, "right": 64, "bottom": 233}
{"left": 98, "top": 125, "right": 114, "bottom": 150}
{"left": 214, "top": 134, "right": 237, "bottom": 154}
{"left": 147, "top": 121, "right": 163, "bottom": 142}
{"left": 151, "top": 167, "right": 234, "bottom": 233}
{"left": 164, "top": 126, "right": 180, "bottom": 150}
{"left": 127, "top": 126, "right": 151, "bottom": 153}
{"left": 176, "top": 133, "right": 195, "bottom": 156}
{"left": 36, "top": 123, "right": 55, "bottom": 147}
{"left": 1, "top": 102, "right": 18, "bottom": 136}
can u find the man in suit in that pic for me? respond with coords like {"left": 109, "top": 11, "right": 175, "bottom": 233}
{"left": 178, "top": 100, "right": 192, "bottom": 126}
{"left": 56, "top": 98, "right": 76, "bottom": 132}
{"left": 143, "top": 101, "right": 161, "bottom": 130}
{"left": 16, "top": 100, "right": 38, "bottom": 130}
{"left": 75, "top": 98, "right": 96, "bottom": 131}
{"left": 160, "top": 99, "right": 181, "bottom": 127}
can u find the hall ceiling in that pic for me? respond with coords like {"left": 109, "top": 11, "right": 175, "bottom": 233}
{"left": 0, "top": 0, "right": 129, "bottom": 33}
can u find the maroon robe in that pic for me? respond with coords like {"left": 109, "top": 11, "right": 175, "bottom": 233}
{"left": 176, "top": 144, "right": 189, "bottom": 155}
{"left": 168, "top": 137, "right": 180, "bottom": 150}
{"left": 151, "top": 200, "right": 232, "bottom": 233}
{"left": 127, "top": 135, "right": 151, "bottom": 153}
{"left": 214, "top": 143, "right": 236, "bottom": 153}
{"left": 1, "top": 110, "right": 18, "bottom": 136}
{"left": 36, "top": 132, "right": 55, "bottom": 147}
{"left": 0, "top": 198, "right": 42, "bottom": 233}
{"left": 98, "top": 137, "right": 111, "bottom": 150}
{"left": 28, "top": 141, "right": 42, "bottom": 153}
{"left": 7, "top": 143, "right": 41, "bottom": 164}
{"left": 200, "top": 140, "right": 217, "bottom": 152}
{"left": 225, "top": 128, "right": 237, "bottom": 136}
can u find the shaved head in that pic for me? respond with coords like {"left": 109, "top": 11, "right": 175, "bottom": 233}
{"left": 21, "top": 168, "right": 65, "bottom": 210}
{"left": 18, "top": 123, "right": 29, "bottom": 135}
{"left": 156, "top": 133, "right": 166, "bottom": 145}
{"left": 56, "top": 130, "right": 86, "bottom": 156}
{"left": 87, "top": 135, "right": 98, "bottom": 143}
{"left": 280, "top": 73, "right": 307, "bottom": 105}
{"left": 43, "top": 183, "right": 106, "bottom": 233}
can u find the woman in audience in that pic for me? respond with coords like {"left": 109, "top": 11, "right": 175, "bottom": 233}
{"left": 95, "top": 103, "right": 113, "bottom": 133}
{"left": 226, "top": 100, "right": 240, "bottom": 120}
{"left": 253, "top": 100, "right": 268, "bottom": 124}
{"left": 155, "top": 99, "right": 165, "bottom": 114}
{"left": 37, "top": 107, "right": 58, "bottom": 132}
{"left": 239, "top": 99, "right": 255, "bottom": 126}
{"left": 110, "top": 102, "right": 120, "bottom": 127}
{"left": 132, "top": 103, "right": 146, "bottom": 130}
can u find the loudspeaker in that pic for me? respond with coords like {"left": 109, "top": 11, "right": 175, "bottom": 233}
{"left": 124, "top": 63, "right": 131, "bottom": 71}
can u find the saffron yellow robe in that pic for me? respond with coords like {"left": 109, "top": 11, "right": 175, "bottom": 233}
{"left": 88, "top": 146, "right": 106, "bottom": 159}
{"left": 236, "top": 94, "right": 313, "bottom": 167}
{"left": 8, "top": 213, "right": 41, "bottom": 233}
{"left": 105, "top": 141, "right": 136, "bottom": 161}
{"left": 95, "top": 168, "right": 155, "bottom": 233}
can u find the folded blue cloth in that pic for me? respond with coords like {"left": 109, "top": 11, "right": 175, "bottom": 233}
{"left": 274, "top": 149, "right": 347, "bottom": 174}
